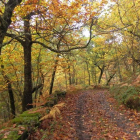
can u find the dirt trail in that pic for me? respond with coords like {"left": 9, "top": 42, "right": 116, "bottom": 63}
{"left": 75, "top": 91, "right": 92, "bottom": 140}
{"left": 73, "top": 89, "right": 140, "bottom": 140}
{"left": 30, "top": 89, "right": 140, "bottom": 140}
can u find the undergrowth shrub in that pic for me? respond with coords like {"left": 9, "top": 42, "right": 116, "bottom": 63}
{"left": 45, "top": 90, "right": 66, "bottom": 107}
{"left": 0, "top": 90, "right": 67, "bottom": 140}
{"left": 110, "top": 85, "right": 140, "bottom": 110}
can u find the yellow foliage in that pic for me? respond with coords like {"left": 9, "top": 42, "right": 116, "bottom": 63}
{"left": 39, "top": 103, "right": 65, "bottom": 121}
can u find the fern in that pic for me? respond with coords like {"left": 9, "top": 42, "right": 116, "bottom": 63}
{"left": 39, "top": 103, "right": 65, "bottom": 121}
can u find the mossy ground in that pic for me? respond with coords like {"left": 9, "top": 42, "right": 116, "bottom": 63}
{"left": 110, "top": 85, "right": 140, "bottom": 110}
{"left": 12, "top": 111, "right": 41, "bottom": 125}
{"left": 0, "top": 90, "right": 66, "bottom": 140}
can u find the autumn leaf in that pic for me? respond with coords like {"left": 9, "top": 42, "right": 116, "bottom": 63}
{"left": 18, "top": 130, "right": 23, "bottom": 135}
{"left": 13, "top": 124, "right": 16, "bottom": 128}
{"left": 137, "top": 130, "right": 140, "bottom": 135}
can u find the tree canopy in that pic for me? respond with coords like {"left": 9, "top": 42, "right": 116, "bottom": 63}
{"left": 0, "top": 0, "right": 140, "bottom": 121}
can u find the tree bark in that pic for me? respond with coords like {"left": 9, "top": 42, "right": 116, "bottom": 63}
{"left": 71, "top": 65, "right": 76, "bottom": 84}
{"left": 98, "top": 65, "right": 105, "bottom": 84}
{"left": 22, "top": 43, "right": 33, "bottom": 111}
{"left": 49, "top": 54, "right": 59, "bottom": 95}
{"left": 68, "top": 65, "right": 72, "bottom": 85}
{"left": 85, "top": 61, "right": 91, "bottom": 85}
{"left": 22, "top": 17, "right": 33, "bottom": 111}
{"left": 65, "top": 72, "right": 68, "bottom": 90}
{"left": 6, "top": 76, "right": 15, "bottom": 118}
{"left": 2, "top": 74, "right": 15, "bottom": 118}
{"left": 0, "top": 0, "right": 22, "bottom": 47}
{"left": 106, "top": 73, "right": 115, "bottom": 86}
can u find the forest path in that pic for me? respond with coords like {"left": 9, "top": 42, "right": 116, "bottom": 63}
{"left": 73, "top": 89, "right": 140, "bottom": 140}
{"left": 30, "top": 89, "right": 140, "bottom": 140}
{"left": 53, "top": 89, "right": 140, "bottom": 140}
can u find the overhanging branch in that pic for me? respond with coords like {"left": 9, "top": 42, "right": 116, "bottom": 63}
{"left": 32, "top": 18, "right": 94, "bottom": 53}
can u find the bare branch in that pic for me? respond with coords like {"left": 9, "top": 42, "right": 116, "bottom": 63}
{"left": 32, "top": 18, "right": 94, "bottom": 53}
{"left": 5, "top": 33, "right": 25, "bottom": 45}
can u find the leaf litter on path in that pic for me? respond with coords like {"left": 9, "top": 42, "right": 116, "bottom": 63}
{"left": 29, "top": 89, "right": 140, "bottom": 140}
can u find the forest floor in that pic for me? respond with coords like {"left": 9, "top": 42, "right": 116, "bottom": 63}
{"left": 29, "top": 89, "right": 140, "bottom": 140}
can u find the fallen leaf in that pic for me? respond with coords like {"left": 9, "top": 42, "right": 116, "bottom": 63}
{"left": 137, "top": 130, "right": 140, "bottom": 135}
{"left": 18, "top": 130, "right": 23, "bottom": 135}
{"left": 13, "top": 124, "right": 16, "bottom": 128}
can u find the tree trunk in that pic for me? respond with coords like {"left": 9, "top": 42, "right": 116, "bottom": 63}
{"left": 84, "top": 65, "right": 86, "bottom": 85}
{"left": 115, "top": 57, "right": 122, "bottom": 82}
{"left": 98, "top": 65, "right": 105, "bottom": 84}
{"left": 114, "top": 46, "right": 122, "bottom": 82}
{"left": 65, "top": 72, "right": 68, "bottom": 90}
{"left": 106, "top": 73, "right": 115, "bottom": 86}
{"left": 132, "top": 60, "right": 136, "bottom": 76}
{"left": 3, "top": 76, "right": 15, "bottom": 118}
{"left": 22, "top": 43, "right": 33, "bottom": 111}
{"left": 7, "top": 77, "right": 15, "bottom": 118}
{"left": 71, "top": 65, "right": 75, "bottom": 84}
{"left": 85, "top": 61, "right": 91, "bottom": 85}
{"left": 68, "top": 65, "right": 72, "bottom": 85}
{"left": 22, "top": 18, "right": 33, "bottom": 111}
{"left": 0, "top": 0, "right": 22, "bottom": 47}
{"left": 0, "top": 48, "right": 15, "bottom": 118}
{"left": 49, "top": 54, "right": 59, "bottom": 95}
